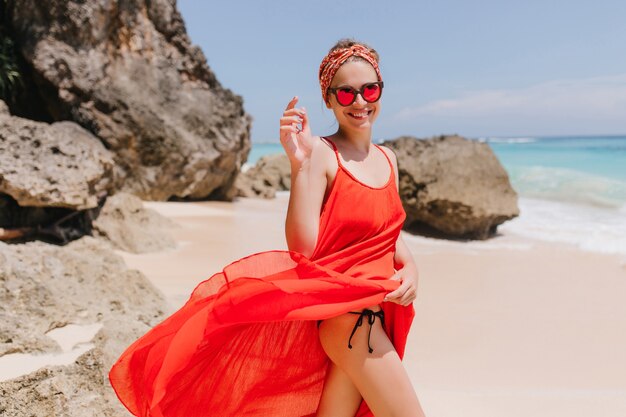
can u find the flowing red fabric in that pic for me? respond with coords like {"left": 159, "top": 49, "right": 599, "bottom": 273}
{"left": 108, "top": 137, "right": 415, "bottom": 417}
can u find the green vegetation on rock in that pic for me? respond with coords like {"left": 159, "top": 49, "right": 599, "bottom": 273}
{"left": 0, "top": 36, "right": 22, "bottom": 101}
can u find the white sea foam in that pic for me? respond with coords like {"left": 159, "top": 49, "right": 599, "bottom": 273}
{"left": 509, "top": 166, "right": 626, "bottom": 209}
{"left": 403, "top": 197, "right": 626, "bottom": 257}
{"left": 499, "top": 197, "right": 626, "bottom": 256}
{"left": 479, "top": 137, "right": 537, "bottom": 144}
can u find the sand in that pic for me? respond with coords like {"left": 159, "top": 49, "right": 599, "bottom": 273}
{"left": 0, "top": 323, "right": 103, "bottom": 382}
{"left": 115, "top": 193, "right": 626, "bottom": 417}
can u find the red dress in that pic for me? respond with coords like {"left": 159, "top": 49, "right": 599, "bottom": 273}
{"left": 108, "top": 137, "right": 415, "bottom": 417}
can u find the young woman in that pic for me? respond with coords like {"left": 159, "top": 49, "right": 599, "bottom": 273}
{"left": 281, "top": 39, "right": 425, "bottom": 417}
{"left": 109, "top": 39, "right": 425, "bottom": 417}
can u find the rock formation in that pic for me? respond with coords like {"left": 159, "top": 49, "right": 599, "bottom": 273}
{"left": 382, "top": 135, "right": 519, "bottom": 239}
{"left": 235, "top": 153, "right": 291, "bottom": 198}
{"left": 0, "top": 236, "right": 171, "bottom": 416}
{"left": 0, "top": 99, "right": 114, "bottom": 244}
{"left": 4, "top": 0, "right": 252, "bottom": 201}
{"left": 92, "top": 192, "right": 180, "bottom": 253}
{"left": 0, "top": 100, "right": 115, "bottom": 211}
{"left": 0, "top": 2, "right": 253, "bottom": 415}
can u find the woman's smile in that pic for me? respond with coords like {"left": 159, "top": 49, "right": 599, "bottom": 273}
{"left": 347, "top": 109, "right": 373, "bottom": 120}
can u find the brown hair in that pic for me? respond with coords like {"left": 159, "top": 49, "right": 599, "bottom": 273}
{"left": 326, "top": 38, "right": 380, "bottom": 65}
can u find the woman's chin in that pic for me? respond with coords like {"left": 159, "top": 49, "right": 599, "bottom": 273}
{"left": 346, "top": 116, "right": 373, "bottom": 128}
{"left": 352, "top": 120, "right": 373, "bottom": 129}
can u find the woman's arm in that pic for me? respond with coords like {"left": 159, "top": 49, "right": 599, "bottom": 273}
{"left": 285, "top": 144, "right": 329, "bottom": 257}
{"left": 394, "top": 233, "right": 417, "bottom": 271}
{"left": 279, "top": 98, "right": 328, "bottom": 258}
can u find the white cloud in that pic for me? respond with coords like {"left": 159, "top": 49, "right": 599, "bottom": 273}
{"left": 393, "top": 74, "right": 626, "bottom": 136}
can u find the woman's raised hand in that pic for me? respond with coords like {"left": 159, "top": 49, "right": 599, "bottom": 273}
{"left": 279, "top": 96, "right": 315, "bottom": 166}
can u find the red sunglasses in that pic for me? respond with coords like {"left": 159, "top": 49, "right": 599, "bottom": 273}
{"left": 327, "top": 81, "right": 384, "bottom": 106}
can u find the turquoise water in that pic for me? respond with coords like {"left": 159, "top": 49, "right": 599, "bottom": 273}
{"left": 246, "top": 143, "right": 285, "bottom": 166}
{"left": 483, "top": 136, "right": 626, "bottom": 209}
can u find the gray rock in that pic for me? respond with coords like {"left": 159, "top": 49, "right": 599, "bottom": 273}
{"left": 383, "top": 135, "right": 519, "bottom": 239}
{"left": 0, "top": 236, "right": 170, "bottom": 415}
{"left": 6, "top": 0, "right": 252, "bottom": 201}
{"left": 235, "top": 153, "right": 291, "bottom": 199}
{"left": 0, "top": 348, "right": 127, "bottom": 417}
{"left": 0, "top": 236, "right": 168, "bottom": 357}
{"left": 0, "top": 103, "right": 115, "bottom": 210}
{"left": 92, "top": 192, "right": 180, "bottom": 253}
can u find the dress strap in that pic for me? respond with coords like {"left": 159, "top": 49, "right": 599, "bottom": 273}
{"left": 320, "top": 136, "right": 341, "bottom": 166}
{"left": 374, "top": 143, "right": 394, "bottom": 174}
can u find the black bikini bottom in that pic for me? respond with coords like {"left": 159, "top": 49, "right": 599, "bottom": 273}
{"left": 317, "top": 308, "right": 385, "bottom": 353}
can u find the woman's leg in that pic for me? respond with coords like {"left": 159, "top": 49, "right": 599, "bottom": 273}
{"left": 317, "top": 306, "right": 426, "bottom": 417}
{"left": 315, "top": 359, "right": 362, "bottom": 417}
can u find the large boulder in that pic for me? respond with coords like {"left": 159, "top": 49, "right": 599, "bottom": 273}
{"left": 0, "top": 99, "right": 115, "bottom": 210}
{"left": 383, "top": 135, "right": 519, "bottom": 239}
{"left": 235, "top": 153, "right": 291, "bottom": 199}
{"left": 5, "top": 0, "right": 252, "bottom": 201}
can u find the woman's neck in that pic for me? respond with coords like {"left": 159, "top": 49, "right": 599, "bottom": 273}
{"left": 333, "top": 125, "right": 373, "bottom": 152}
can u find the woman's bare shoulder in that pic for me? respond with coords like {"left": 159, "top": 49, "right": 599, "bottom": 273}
{"left": 377, "top": 144, "right": 397, "bottom": 163}
{"left": 310, "top": 136, "right": 337, "bottom": 170}
{"left": 377, "top": 144, "right": 400, "bottom": 189}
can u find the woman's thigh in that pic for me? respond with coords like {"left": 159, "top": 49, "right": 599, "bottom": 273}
{"left": 315, "top": 361, "right": 362, "bottom": 417}
{"left": 317, "top": 306, "right": 426, "bottom": 417}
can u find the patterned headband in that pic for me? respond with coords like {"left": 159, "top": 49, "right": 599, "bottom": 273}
{"left": 318, "top": 44, "right": 382, "bottom": 102}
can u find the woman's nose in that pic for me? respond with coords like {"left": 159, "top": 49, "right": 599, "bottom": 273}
{"left": 353, "top": 92, "right": 367, "bottom": 106}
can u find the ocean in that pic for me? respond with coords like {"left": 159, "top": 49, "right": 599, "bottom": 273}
{"left": 245, "top": 136, "right": 626, "bottom": 256}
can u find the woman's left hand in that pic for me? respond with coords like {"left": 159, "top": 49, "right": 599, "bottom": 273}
{"left": 384, "top": 264, "right": 419, "bottom": 306}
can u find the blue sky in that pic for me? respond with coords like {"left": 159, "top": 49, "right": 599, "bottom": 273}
{"left": 178, "top": 0, "right": 626, "bottom": 142}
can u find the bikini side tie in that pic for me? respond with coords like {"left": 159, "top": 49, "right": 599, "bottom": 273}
{"left": 347, "top": 309, "right": 385, "bottom": 353}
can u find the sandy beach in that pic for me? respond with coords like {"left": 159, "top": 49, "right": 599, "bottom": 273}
{"left": 113, "top": 193, "right": 626, "bottom": 417}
